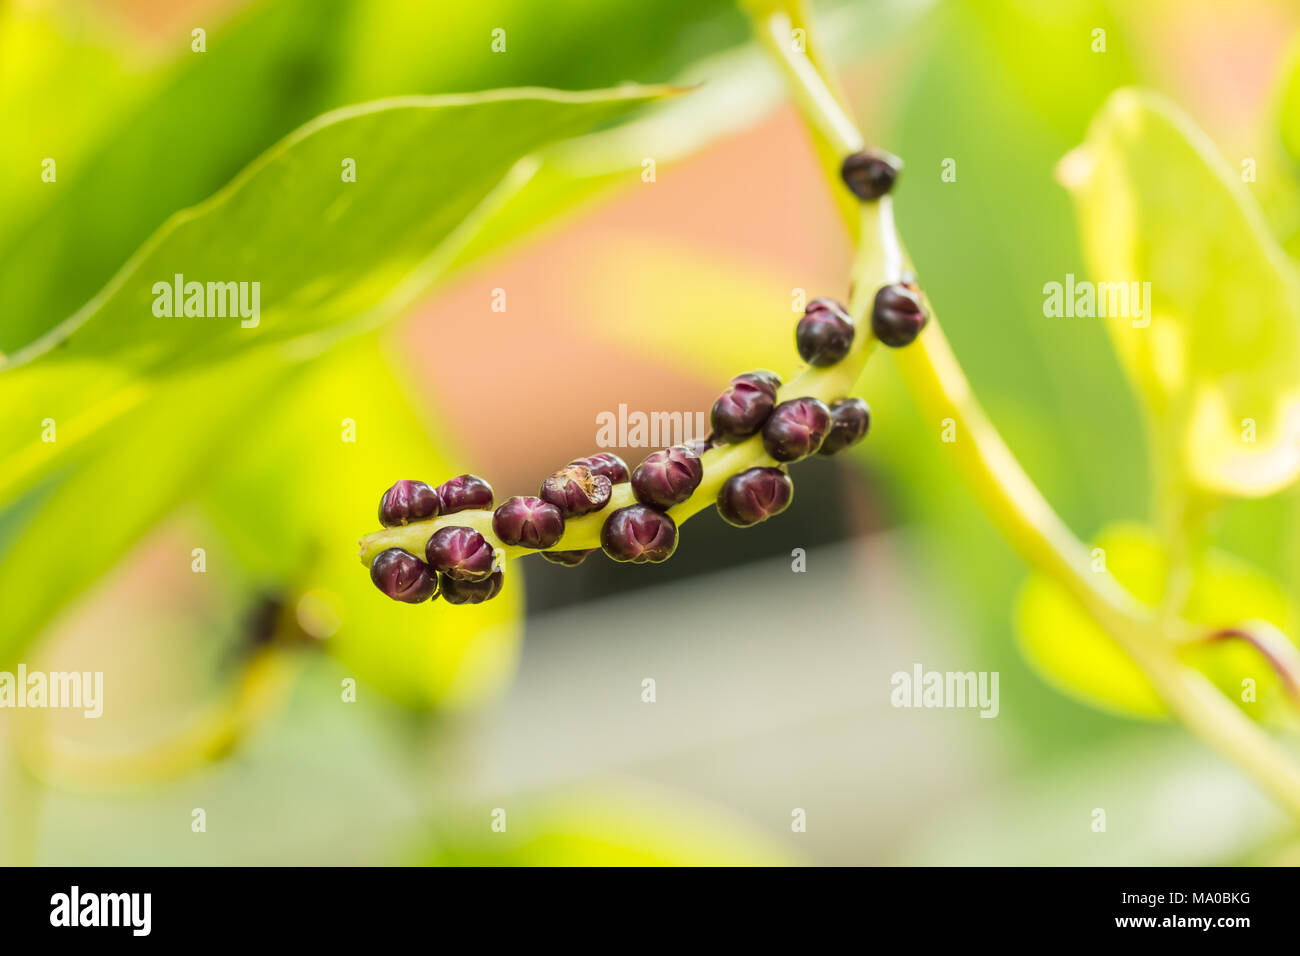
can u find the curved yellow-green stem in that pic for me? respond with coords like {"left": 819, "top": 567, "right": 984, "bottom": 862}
{"left": 748, "top": 0, "right": 1300, "bottom": 818}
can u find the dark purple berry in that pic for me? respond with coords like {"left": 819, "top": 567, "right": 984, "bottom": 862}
{"left": 716, "top": 467, "right": 793, "bottom": 527}
{"left": 439, "top": 570, "right": 504, "bottom": 605}
{"left": 425, "top": 526, "right": 496, "bottom": 581}
{"left": 540, "top": 548, "right": 596, "bottom": 567}
{"left": 436, "top": 474, "right": 494, "bottom": 514}
{"left": 841, "top": 148, "right": 901, "bottom": 201}
{"left": 631, "top": 446, "right": 704, "bottom": 509}
{"left": 493, "top": 496, "right": 565, "bottom": 549}
{"left": 761, "top": 397, "right": 831, "bottom": 462}
{"left": 796, "top": 299, "right": 855, "bottom": 366}
{"left": 569, "top": 452, "right": 630, "bottom": 484}
{"left": 540, "top": 464, "right": 612, "bottom": 517}
{"left": 711, "top": 378, "right": 776, "bottom": 443}
{"left": 731, "top": 369, "right": 781, "bottom": 397}
{"left": 818, "top": 398, "right": 871, "bottom": 456}
{"left": 600, "top": 505, "right": 678, "bottom": 563}
{"left": 370, "top": 548, "right": 438, "bottom": 603}
{"left": 872, "top": 283, "right": 928, "bottom": 347}
{"left": 378, "top": 480, "right": 440, "bottom": 527}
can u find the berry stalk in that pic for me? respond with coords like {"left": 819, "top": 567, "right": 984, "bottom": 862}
{"left": 749, "top": 0, "right": 1300, "bottom": 818}
{"left": 357, "top": 247, "right": 884, "bottom": 569}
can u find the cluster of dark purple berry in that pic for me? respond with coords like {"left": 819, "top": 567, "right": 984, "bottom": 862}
{"left": 366, "top": 148, "right": 928, "bottom": 608}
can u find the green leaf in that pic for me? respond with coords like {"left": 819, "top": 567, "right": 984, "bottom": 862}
{"left": 1016, "top": 522, "right": 1297, "bottom": 721}
{"left": 0, "top": 0, "right": 355, "bottom": 351}
{"left": 0, "top": 85, "right": 669, "bottom": 509}
{"left": 200, "top": 337, "right": 523, "bottom": 711}
{"left": 1059, "top": 89, "right": 1300, "bottom": 497}
{"left": 415, "top": 786, "right": 792, "bottom": 865}
{"left": 0, "top": 350, "right": 292, "bottom": 661}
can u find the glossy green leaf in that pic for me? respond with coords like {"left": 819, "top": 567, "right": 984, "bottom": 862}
{"left": 0, "top": 85, "right": 669, "bottom": 509}
{"left": 1016, "top": 523, "right": 1297, "bottom": 721}
{"left": 200, "top": 337, "right": 522, "bottom": 711}
{"left": 1060, "top": 89, "right": 1300, "bottom": 497}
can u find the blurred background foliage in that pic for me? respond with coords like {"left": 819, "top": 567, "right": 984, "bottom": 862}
{"left": 1, "top": 0, "right": 1299, "bottom": 865}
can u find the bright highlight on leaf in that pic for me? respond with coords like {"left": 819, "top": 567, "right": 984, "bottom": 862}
{"left": 1059, "top": 89, "right": 1300, "bottom": 498}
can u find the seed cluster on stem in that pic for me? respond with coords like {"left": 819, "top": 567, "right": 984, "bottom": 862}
{"left": 359, "top": 216, "right": 923, "bottom": 604}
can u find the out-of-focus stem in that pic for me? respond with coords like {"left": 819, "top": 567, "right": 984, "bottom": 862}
{"left": 748, "top": 0, "right": 1300, "bottom": 818}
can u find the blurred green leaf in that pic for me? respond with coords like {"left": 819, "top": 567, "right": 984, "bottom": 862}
{"left": 1016, "top": 522, "right": 1296, "bottom": 721}
{"left": 201, "top": 337, "right": 522, "bottom": 711}
{"left": 0, "top": 0, "right": 355, "bottom": 351}
{"left": 415, "top": 786, "right": 792, "bottom": 865}
{"left": 0, "top": 349, "right": 290, "bottom": 661}
{"left": 0, "top": 0, "right": 745, "bottom": 353}
{"left": 0, "top": 85, "right": 669, "bottom": 510}
{"left": 1060, "top": 89, "right": 1300, "bottom": 497}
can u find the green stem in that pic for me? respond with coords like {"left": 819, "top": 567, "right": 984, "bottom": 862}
{"left": 360, "top": 204, "right": 889, "bottom": 568}
{"left": 748, "top": 1, "right": 1300, "bottom": 818}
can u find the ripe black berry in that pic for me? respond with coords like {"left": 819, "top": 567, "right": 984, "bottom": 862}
{"left": 841, "top": 148, "right": 901, "bottom": 201}
{"left": 378, "top": 480, "right": 440, "bottom": 527}
{"left": 541, "top": 548, "right": 595, "bottom": 567}
{"left": 570, "top": 452, "right": 630, "bottom": 485}
{"left": 540, "top": 464, "right": 612, "bottom": 517}
{"left": 425, "top": 526, "right": 496, "bottom": 581}
{"left": 440, "top": 570, "right": 504, "bottom": 605}
{"left": 711, "top": 378, "right": 776, "bottom": 443}
{"left": 493, "top": 496, "right": 565, "bottom": 549}
{"left": 716, "top": 467, "right": 793, "bottom": 527}
{"left": 796, "top": 299, "right": 854, "bottom": 366}
{"left": 600, "top": 505, "right": 678, "bottom": 563}
{"left": 631, "top": 446, "right": 703, "bottom": 509}
{"left": 370, "top": 548, "right": 438, "bottom": 603}
{"left": 871, "top": 283, "right": 927, "bottom": 348}
{"left": 818, "top": 398, "right": 871, "bottom": 456}
{"left": 761, "top": 397, "right": 831, "bottom": 462}
{"left": 436, "top": 474, "right": 494, "bottom": 514}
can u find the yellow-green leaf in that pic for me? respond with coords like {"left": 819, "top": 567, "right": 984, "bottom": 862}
{"left": 201, "top": 336, "right": 522, "bottom": 712}
{"left": 1059, "top": 89, "right": 1300, "bottom": 497}
{"left": 1016, "top": 523, "right": 1296, "bottom": 721}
